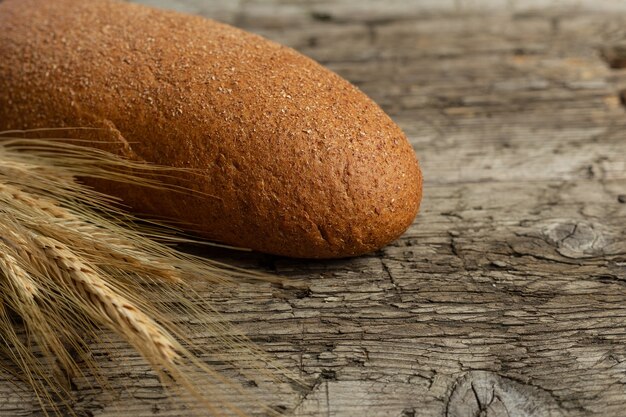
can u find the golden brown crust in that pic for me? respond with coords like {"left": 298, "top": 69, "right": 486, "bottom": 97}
{"left": 0, "top": 0, "right": 422, "bottom": 258}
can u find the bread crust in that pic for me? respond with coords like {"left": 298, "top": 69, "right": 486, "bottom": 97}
{"left": 0, "top": 0, "right": 422, "bottom": 258}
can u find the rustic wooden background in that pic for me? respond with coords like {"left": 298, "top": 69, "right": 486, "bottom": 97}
{"left": 2, "top": 0, "right": 626, "bottom": 416}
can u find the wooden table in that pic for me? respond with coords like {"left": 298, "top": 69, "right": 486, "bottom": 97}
{"left": 2, "top": 1, "right": 626, "bottom": 416}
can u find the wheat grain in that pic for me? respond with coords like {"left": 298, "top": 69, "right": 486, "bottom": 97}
{"left": 0, "top": 251, "right": 38, "bottom": 299}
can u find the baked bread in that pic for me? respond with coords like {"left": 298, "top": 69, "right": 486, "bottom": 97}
{"left": 0, "top": 0, "right": 422, "bottom": 258}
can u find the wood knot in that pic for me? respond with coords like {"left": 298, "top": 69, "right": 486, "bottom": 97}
{"left": 601, "top": 44, "right": 626, "bottom": 69}
{"left": 543, "top": 220, "right": 606, "bottom": 258}
{"left": 446, "top": 371, "right": 563, "bottom": 417}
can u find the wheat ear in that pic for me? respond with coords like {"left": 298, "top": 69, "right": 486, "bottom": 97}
{"left": 0, "top": 132, "right": 301, "bottom": 416}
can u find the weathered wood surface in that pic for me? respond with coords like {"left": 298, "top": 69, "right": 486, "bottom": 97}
{"left": 2, "top": 0, "right": 626, "bottom": 416}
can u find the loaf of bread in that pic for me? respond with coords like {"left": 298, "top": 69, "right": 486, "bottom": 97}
{"left": 0, "top": 0, "right": 422, "bottom": 258}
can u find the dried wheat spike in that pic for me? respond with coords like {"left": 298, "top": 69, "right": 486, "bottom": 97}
{"left": 0, "top": 133, "right": 300, "bottom": 417}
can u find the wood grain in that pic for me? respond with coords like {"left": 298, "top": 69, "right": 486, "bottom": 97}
{"left": 2, "top": 0, "right": 626, "bottom": 416}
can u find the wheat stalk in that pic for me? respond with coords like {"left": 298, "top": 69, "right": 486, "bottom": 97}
{"left": 0, "top": 132, "right": 299, "bottom": 416}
